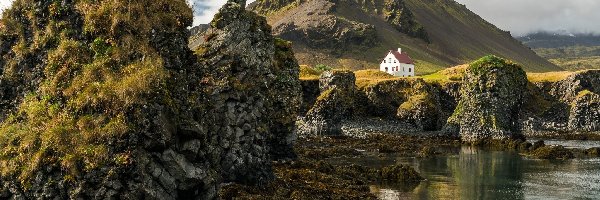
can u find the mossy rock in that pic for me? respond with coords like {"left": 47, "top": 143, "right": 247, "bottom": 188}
{"left": 446, "top": 55, "right": 528, "bottom": 142}
{"left": 529, "top": 146, "right": 575, "bottom": 159}
{"left": 380, "top": 164, "right": 423, "bottom": 183}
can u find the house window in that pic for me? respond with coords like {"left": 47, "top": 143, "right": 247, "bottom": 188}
{"left": 394, "top": 60, "right": 397, "bottom": 63}
{"left": 409, "top": 68, "right": 412, "bottom": 72}
{"left": 385, "top": 67, "right": 388, "bottom": 72}
{"left": 383, "top": 60, "right": 386, "bottom": 63}
{"left": 402, "top": 67, "right": 405, "bottom": 72}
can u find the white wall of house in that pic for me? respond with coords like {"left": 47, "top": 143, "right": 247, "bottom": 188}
{"left": 379, "top": 53, "right": 415, "bottom": 77}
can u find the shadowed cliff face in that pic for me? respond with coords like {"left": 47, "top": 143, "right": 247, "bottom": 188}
{"left": 0, "top": 0, "right": 301, "bottom": 199}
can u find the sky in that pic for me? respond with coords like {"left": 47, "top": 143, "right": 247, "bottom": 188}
{"left": 454, "top": 0, "right": 600, "bottom": 36}
{"left": 1, "top": 0, "right": 599, "bottom": 36}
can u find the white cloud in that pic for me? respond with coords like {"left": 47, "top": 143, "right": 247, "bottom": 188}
{"left": 455, "top": 0, "right": 600, "bottom": 36}
{"left": 0, "top": 0, "right": 14, "bottom": 16}
{"left": 190, "top": 0, "right": 256, "bottom": 25}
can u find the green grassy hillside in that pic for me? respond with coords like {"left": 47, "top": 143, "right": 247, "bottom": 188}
{"left": 528, "top": 46, "right": 600, "bottom": 71}
{"left": 248, "top": 0, "right": 561, "bottom": 73}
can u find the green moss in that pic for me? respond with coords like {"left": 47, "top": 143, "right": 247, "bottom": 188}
{"left": 577, "top": 90, "right": 593, "bottom": 98}
{"left": 299, "top": 65, "right": 321, "bottom": 80}
{"left": 316, "top": 88, "right": 334, "bottom": 102}
{"left": 0, "top": 0, "right": 192, "bottom": 186}
{"left": 469, "top": 55, "right": 523, "bottom": 76}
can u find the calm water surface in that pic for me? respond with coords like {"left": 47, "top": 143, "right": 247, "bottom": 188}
{"left": 329, "top": 141, "right": 600, "bottom": 200}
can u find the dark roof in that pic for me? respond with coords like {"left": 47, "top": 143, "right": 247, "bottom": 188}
{"left": 390, "top": 50, "right": 414, "bottom": 64}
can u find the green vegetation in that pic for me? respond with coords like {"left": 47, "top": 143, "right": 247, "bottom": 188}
{"left": 0, "top": 0, "right": 192, "bottom": 186}
{"left": 531, "top": 46, "right": 600, "bottom": 71}
{"left": 549, "top": 56, "right": 600, "bottom": 71}
{"left": 422, "top": 64, "right": 467, "bottom": 84}
{"left": 353, "top": 69, "right": 401, "bottom": 89}
{"left": 314, "top": 64, "right": 333, "bottom": 72}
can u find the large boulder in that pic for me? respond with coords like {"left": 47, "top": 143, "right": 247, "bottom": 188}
{"left": 446, "top": 56, "right": 528, "bottom": 142}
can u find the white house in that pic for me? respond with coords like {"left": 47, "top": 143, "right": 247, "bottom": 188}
{"left": 380, "top": 48, "right": 415, "bottom": 77}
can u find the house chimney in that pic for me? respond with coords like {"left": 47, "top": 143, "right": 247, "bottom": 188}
{"left": 397, "top": 48, "right": 402, "bottom": 53}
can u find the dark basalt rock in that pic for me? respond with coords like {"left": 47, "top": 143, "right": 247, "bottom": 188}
{"left": 568, "top": 91, "right": 600, "bottom": 132}
{"left": 0, "top": 0, "right": 302, "bottom": 199}
{"left": 446, "top": 55, "right": 528, "bottom": 142}
{"left": 298, "top": 70, "right": 357, "bottom": 135}
{"left": 521, "top": 70, "right": 600, "bottom": 136}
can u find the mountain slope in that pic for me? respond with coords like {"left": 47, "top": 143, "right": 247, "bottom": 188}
{"left": 247, "top": 0, "right": 561, "bottom": 73}
{"left": 516, "top": 32, "right": 600, "bottom": 49}
{"left": 515, "top": 32, "right": 600, "bottom": 71}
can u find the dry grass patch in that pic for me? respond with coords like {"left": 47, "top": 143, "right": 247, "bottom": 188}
{"left": 527, "top": 71, "right": 574, "bottom": 83}
{"left": 422, "top": 64, "right": 467, "bottom": 84}
{"left": 354, "top": 70, "right": 401, "bottom": 89}
{"left": 299, "top": 65, "right": 321, "bottom": 80}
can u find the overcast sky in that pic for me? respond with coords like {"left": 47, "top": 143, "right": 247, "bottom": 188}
{"left": 455, "top": 0, "right": 600, "bottom": 36}
{"left": 2, "top": 0, "right": 599, "bottom": 36}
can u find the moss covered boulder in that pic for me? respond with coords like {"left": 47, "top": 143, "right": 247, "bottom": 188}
{"left": 446, "top": 55, "right": 528, "bottom": 142}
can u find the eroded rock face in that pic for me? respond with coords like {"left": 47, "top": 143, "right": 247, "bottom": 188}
{"left": 520, "top": 70, "right": 600, "bottom": 136}
{"left": 252, "top": 0, "right": 378, "bottom": 53}
{"left": 266, "top": 39, "right": 302, "bottom": 160}
{"left": 0, "top": 0, "right": 301, "bottom": 199}
{"left": 548, "top": 70, "right": 600, "bottom": 103}
{"left": 359, "top": 79, "right": 444, "bottom": 130}
{"left": 383, "top": 0, "right": 429, "bottom": 42}
{"left": 568, "top": 91, "right": 600, "bottom": 132}
{"left": 298, "top": 71, "right": 356, "bottom": 135}
{"left": 446, "top": 56, "right": 528, "bottom": 142}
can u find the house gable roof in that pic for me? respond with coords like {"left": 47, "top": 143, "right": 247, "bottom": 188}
{"left": 389, "top": 50, "right": 414, "bottom": 64}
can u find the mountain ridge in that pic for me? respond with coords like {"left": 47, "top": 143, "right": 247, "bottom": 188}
{"left": 244, "top": 0, "right": 561, "bottom": 73}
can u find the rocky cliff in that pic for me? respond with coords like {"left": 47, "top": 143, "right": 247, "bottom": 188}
{"left": 298, "top": 57, "right": 599, "bottom": 139}
{"left": 0, "top": 0, "right": 300, "bottom": 199}
{"left": 522, "top": 70, "right": 600, "bottom": 136}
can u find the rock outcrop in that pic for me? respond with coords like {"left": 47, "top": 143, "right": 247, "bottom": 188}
{"left": 359, "top": 79, "right": 443, "bottom": 130}
{"left": 521, "top": 70, "right": 600, "bottom": 135}
{"left": 446, "top": 56, "right": 528, "bottom": 142}
{"left": 298, "top": 70, "right": 357, "bottom": 135}
{"left": 0, "top": 0, "right": 301, "bottom": 199}
{"left": 256, "top": 0, "right": 378, "bottom": 53}
{"left": 383, "top": 0, "right": 429, "bottom": 42}
{"left": 569, "top": 91, "right": 600, "bottom": 132}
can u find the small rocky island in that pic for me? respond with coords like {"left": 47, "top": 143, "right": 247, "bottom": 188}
{"left": 0, "top": 0, "right": 599, "bottom": 199}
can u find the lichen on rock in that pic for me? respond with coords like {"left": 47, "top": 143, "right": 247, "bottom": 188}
{"left": 446, "top": 55, "right": 528, "bottom": 142}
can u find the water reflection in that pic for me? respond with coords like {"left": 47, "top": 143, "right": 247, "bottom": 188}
{"left": 329, "top": 145, "right": 600, "bottom": 200}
